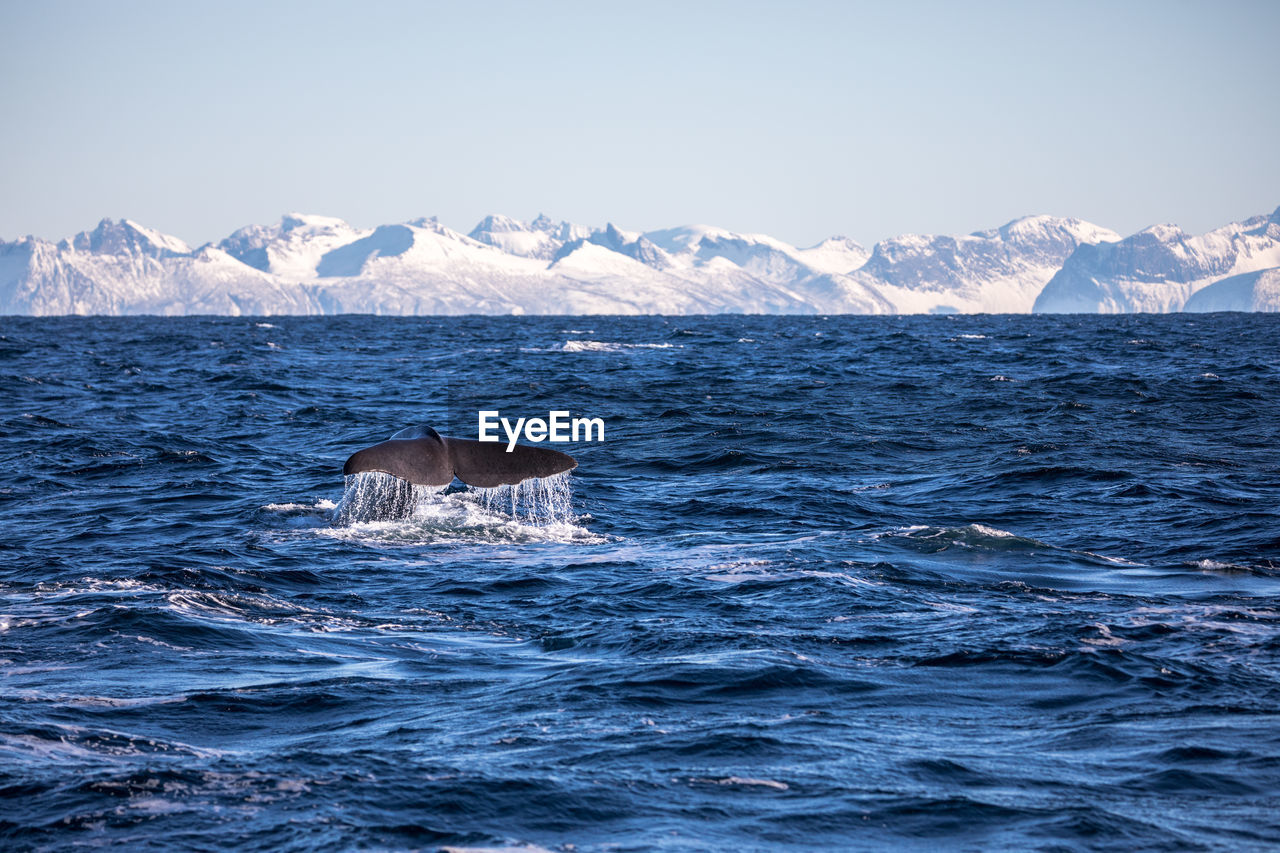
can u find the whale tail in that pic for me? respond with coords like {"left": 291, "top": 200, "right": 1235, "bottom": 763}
{"left": 342, "top": 424, "right": 577, "bottom": 488}
{"left": 443, "top": 436, "right": 578, "bottom": 487}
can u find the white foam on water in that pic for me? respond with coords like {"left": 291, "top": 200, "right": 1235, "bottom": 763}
{"left": 969, "top": 523, "right": 1015, "bottom": 538}
{"left": 263, "top": 498, "right": 335, "bottom": 513}
{"left": 561, "top": 340, "right": 678, "bottom": 352}
{"left": 442, "top": 840, "right": 558, "bottom": 845}
{"left": 877, "top": 523, "right": 1033, "bottom": 545}
{"left": 1192, "top": 558, "right": 1252, "bottom": 573}
{"left": 687, "top": 776, "right": 790, "bottom": 791}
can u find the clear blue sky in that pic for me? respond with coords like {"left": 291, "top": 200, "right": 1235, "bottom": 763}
{"left": 2, "top": 0, "right": 1277, "bottom": 247}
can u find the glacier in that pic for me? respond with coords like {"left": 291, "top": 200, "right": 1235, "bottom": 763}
{"left": 2, "top": 207, "right": 1277, "bottom": 316}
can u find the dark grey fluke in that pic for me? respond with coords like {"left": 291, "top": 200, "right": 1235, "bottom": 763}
{"left": 342, "top": 424, "right": 577, "bottom": 488}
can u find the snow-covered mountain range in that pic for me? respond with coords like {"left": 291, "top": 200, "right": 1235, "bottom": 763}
{"left": 2, "top": 207, "right": 1277, "bottom": 315}
{"left": 1034, "top": 207, "right": 1280, "bottom": 313}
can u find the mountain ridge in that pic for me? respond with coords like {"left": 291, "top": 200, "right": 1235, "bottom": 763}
{"left": 1034, "top": 206, "right": 1280, "bottom": 313}
{"left": 2, "top": 208, "right": 1277, "bottom": 315}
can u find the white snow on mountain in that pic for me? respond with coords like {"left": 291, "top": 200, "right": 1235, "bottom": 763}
{"left": 848, "top": 216, "right": 1121, "bottom": 314}
{"left": 1, "top": 207, "right": 1275, "bottom": 316}
{"left": 632, "top": 224, "right": 886, "bottom": 313}
{"left": 1, "top": 220, "right": 314, "bottom": 315}
{"left": 796, "top": 236, "right": 873, "bottom": 276}
{"left": 644, "top": 225, "right": 866, "bottom": 281}
{"left": 220, "top": 213, "right": 368, "bottom": 280}
{"left": 1182, "top": 266, "right": 1280, "bottom": 313}
{"left": 1033, "top": 207, "right": 1280, "bottom": 313}
{"left": 72, "top": 218, "right": 192, "bottom": 257}
{"left": 467, "top": 214, "right": 591, "bottom": 260}
{"left": 311, "top": 219, "right": 552, "bottom": 315}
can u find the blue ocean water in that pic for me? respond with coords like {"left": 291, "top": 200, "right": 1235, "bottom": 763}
{"left": 2, "top": 314, "right": 1279, "bottom": 851}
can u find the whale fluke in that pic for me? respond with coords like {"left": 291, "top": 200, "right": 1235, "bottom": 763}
{"left": 342, "top": 424, "right": 577, "bottom": 487}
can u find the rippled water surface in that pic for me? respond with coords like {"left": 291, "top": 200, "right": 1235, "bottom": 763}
{"left": 2, "top": 314, "right": 1279, "bottom": 851}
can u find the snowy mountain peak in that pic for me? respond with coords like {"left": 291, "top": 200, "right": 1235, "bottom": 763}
{"left": 985, "top": 214, "right": 1120, "bottom": 247}
{"left": 218, "top": 213, "right": 367, "bottom": 278}
{"left": 807, "top": 235, "right": 857, "bottom": 251}
{"left": 468, "top": 213, "right": 570, "bottom": 259}
{"left": 553, "top": 221, "right": 592, "bottom": 243}
{"left": 549, "top": 239, "right": 650, "bottom": 274}
{"left": 642, "top": 224, "right": 732, "bottom": 254}
{"left": 469, "top": 213, "right": 526, "bottom": 235}
{"left": 1263, "top": 206, "right": 1280, "bottom": 239}
{"left": 68, "top": 218, "right": 191, "bottom": 257}
{"left": 1135, "top": 223, "right": 1186, "bottom": 242}
{"left": 628, "top": 235, "right": 673, "bottom": 269}
{"left": 315, "top": 224, "right": 415, "bottom": 278}
{"left": 279, "top": 212, "right": 350, "bottom": 233}
{"left": 601, "top": 223, "right": 641, "bottom": 245}
{"left": 986, "top": 213, "right": 1057, "bottom": 236}
{"left": 642, "top": 224, "right": 798, "bottom": 257}
{"left": 795, "top": 236, "right": 870, "bottom": 275}
{"left": 549, "top": 223, "right": 664, "bottom": 269}
{"left": 408, "top": 217, "right": 459, "bottom": 238}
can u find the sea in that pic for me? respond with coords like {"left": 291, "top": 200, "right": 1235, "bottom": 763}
{"left": 1, "top": 313, "right": 1278, "bottom": 851}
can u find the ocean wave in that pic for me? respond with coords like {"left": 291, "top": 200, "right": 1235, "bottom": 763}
{"left": 0, "top": 723, "right": 220, "bottom": 762}
{"left": 872, "top": 523, "right": 1146, "bottom": 574}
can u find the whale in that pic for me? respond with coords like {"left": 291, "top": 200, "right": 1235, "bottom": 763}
{"left": 342, "top": 424, "right": 577, "bottom": 488}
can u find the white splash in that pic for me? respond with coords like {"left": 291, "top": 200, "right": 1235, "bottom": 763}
{"left": 263, "top": 499, "right": 336, "bottom": 512}
{"left": 688, "top": 776, "right": 790, "bottom": 791}
{"left": 333, "top": 471, "right": 446, "bottom": 525}
{"left": 469, "top": 471, "right": 576, "bottom": 526}
{"left": 561, "top": 340, "right": 678, "bottom": 352}
{"left": 327, "top": 471, "right": 594, "bottom": 544}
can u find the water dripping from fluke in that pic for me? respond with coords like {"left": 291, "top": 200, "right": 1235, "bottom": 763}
{"left": 470, "top": 470, "right": 576, "bottom": 525}
{"left": 333, "top": 471, "right": 446, "bottom": 525}
{"left": 333, "top": 470, "right": 578, "bottom": 528}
